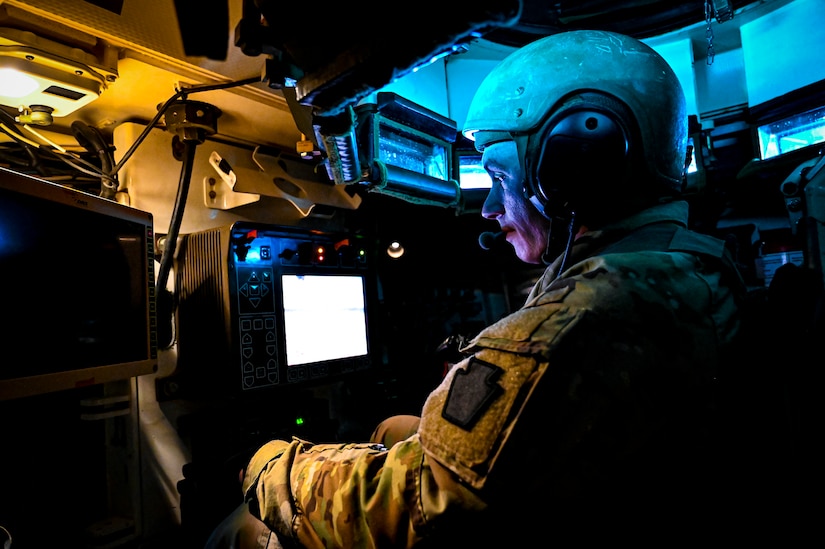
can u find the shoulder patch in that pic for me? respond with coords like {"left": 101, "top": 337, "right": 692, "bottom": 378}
{"left": 442, "top": 357, "right": 503, "bottom": 430}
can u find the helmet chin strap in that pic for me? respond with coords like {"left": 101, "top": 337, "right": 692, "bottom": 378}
{"left": 542, "top": 212, "right": 577, "bottom": 279}
{"left": 524, "top": 151, "right": 577, "bottom": 273}
{"left": 527, "top": 188, "right": 577, "bottom": 272}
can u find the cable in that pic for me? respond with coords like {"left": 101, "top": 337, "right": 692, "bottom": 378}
{"left": 54, "top": 155, "right": 116, "bottom": 181}
{"left": 0, "top": 122, "right": 42, "bottom": 148}
{"left": 145, "top": 78, "right": 262, "bottom": 349}
{"left": 154, "top": 138, "right": 198, "bottom": 349}
{"left": 22, "top": 124, "right": 68, "bottom": 153}
{"left": 71, "top": 120, "right": 117, "bottom": 198}
{"left": 109, "top": 75, "right": 261, "bottom": 178}
{"left": 21, "top": 124, "right": 115, "bottom": 185}
{"left": 155, "top": 138, "right": 196, "bottom": 294}
{"left": 2, "top": 75, "right": 259, "bottom": 194}
{"left": 546, "top": 212, "right": 577, "bottom": 280}
{"left": 1, "top": 117, "right": 115, "bottom": 185}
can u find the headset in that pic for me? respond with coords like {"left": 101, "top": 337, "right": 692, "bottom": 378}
{"left": 1, "top": 524, "right": 11, "bottom": 549}
{"left": 523, "top": 92, "right": 637, "bottom": 223}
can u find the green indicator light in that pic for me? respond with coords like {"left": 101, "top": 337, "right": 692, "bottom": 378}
{"left": 295, "top": 417, "right": 304, "bottom": 426}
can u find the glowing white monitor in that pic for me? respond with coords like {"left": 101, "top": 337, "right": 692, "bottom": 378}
{"left": 281, "top": 274, "right": 369, "bottom": 366}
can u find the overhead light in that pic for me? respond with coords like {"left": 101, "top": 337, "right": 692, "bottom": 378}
{"left": 0, "top": 67, "right": 40, "bottom": 97}
{"left": 0, "top": 30, "right": 117, "bottom": 118}
{"left": 387, "top": 240, "right": 405, "bottom": 259}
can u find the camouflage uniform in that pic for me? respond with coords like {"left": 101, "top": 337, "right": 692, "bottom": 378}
{"left": 239, "top": 200, "right": 744, "bottom": 547}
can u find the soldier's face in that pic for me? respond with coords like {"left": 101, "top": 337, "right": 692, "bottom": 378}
{"left": 481, "top": 141, "right": 553, "bottom": 264}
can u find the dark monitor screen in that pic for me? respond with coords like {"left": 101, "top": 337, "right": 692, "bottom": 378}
{"left": 0, "top": 168, "right": 157, "bottom": 400}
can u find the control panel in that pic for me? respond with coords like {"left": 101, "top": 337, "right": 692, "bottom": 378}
{"left": 171, "top": 222, "right": 377, "bottom": 399}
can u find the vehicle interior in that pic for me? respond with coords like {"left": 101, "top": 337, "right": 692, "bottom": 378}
{"left": 0, "top": 0, "right": 822, "bottom": 546}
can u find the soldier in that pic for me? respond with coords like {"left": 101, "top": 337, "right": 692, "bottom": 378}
{"left": 207, "top": 29, "right": 745, "bottom": 548}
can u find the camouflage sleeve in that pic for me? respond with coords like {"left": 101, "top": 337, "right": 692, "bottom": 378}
{"left": 241, "top": 249, "right": 738, "bottom": 546}
{"left": 242, "top": 433, "right": 485, "bottom": 548}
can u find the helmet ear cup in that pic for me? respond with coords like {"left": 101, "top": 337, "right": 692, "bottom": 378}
{"left": 526, "top": 93, "right": 633, "bottom": 220}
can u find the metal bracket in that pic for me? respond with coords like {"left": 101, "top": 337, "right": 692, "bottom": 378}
{"left": 204, "top": 147, "right": 362, "bottom": 216}
{"left": 204, "top": 150, "right": 261, "bottom": 210}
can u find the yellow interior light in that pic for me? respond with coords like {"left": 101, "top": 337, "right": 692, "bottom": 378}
{"left": 0, "top": 68, "right": 40, "bottom": 97}
{"left": 0, "top": 31, "right": 117, "bottom": 118}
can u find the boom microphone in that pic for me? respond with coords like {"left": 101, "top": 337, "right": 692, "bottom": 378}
{"left": 478, "top": 231, "right": 505, "bottom": 250}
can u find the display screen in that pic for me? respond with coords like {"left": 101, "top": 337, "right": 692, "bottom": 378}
{"left": 0, "top": 168, "right": 156, "bottom": 400}
{"left": 457, "top": 152, "right": 491, "bottom": 190}
{"left": 0, "top": 195, "right": 148, "bottom": 375}
{"left": 282, "top": 274, "right": 369, "bottom": 366}
{"left": 378, "top": 120, "right": 450, "bottom": 181}
{"left": 757, "top": 105, "right": 825, "bottom": 160}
